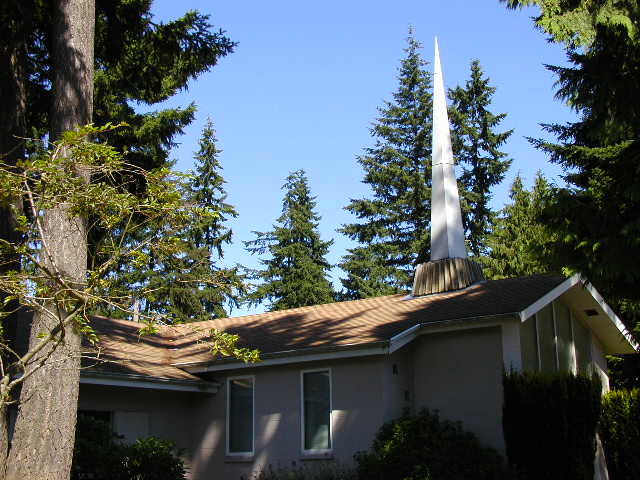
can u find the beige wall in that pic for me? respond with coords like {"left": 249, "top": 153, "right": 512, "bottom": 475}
{"left": 381, "top": 348, "right": 413, "bottom": 422}
{"left": 411, "top": 326, "right": 505, "bottom": 452}
{"left": 188, "top": 356, "right": 387, "bottom": 480}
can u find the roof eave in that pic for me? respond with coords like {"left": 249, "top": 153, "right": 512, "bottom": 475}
{"left": 80, "top": 371, "right": 219, "bottom": 393}
{"left": 519, "top": 274, "right": 637, "bottom": 355}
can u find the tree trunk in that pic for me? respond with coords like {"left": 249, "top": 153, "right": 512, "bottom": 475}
{"left": 5, "top": 1, "right": 94, "bottom": 479}
{"left": 0, "top": 1, "right": 32, "bottom": 474}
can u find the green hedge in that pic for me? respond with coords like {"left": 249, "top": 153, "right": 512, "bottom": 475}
{"left": 354, "top": 409, "right": 508, "bottom": 480}
{"left": 599, "top": 388, "right": 640, "bottom": 479}
{"left": 502, "top": 372, "right": 602, "bottom": 480}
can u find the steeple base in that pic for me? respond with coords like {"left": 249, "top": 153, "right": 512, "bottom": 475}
{"left": 412, "top": 257, "right": 485, "bottom": 296}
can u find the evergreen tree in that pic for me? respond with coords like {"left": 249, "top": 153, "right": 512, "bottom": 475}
{"left": 101, "top": 119, "right": 242, "bottom": 322}
{"left": 449, "top": 60, "right": 513, "bottom": 257}
{"left": 0, "top": 1, "right": 236, "bottom": 271}
{"left": 246, "top": 170, "right": 335, "bottom": 311}
{"left": 483, "top": 172, "right": 556, "bottom": 279}
{"left": 338, "top": 31, "right": 433, "bottom": 299}
{"left": 503, "top": 0, "right": 640, "bottom": 342}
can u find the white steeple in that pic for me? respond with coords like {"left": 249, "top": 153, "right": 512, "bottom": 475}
{"left": 430, "top": 37, "right": 467, "bottom": 261}
{"left": 411, "top": 38, "right": 484, "bottom": 297}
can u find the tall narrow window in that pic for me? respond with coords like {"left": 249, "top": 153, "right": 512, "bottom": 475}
{"left": 227, "top": 377, "right": 254, "bottom": 455}
{"left": 302, "top": 370, "right": 331, "bottom": 452}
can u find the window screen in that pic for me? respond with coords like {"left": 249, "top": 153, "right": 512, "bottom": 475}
{"left": 303, "top": 370, "right": 331, "bottom": 451}
{"left": 228, "top": 377, "right": 253, "bottom": 454}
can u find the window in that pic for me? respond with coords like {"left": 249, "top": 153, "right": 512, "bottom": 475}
{"left": 227, "top": 376, "right": 254, "bottom": 455}
{"left": 301, "top": 369, "right": 332, "bottom": 452}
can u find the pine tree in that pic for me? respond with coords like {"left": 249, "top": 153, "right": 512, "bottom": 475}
{"left": 246, "top": 170, "right": 335, "bottom": 311}
{"left": 483, "top": 172, "right": 556, "bottom": 280}
{"left": 338, "top": 31, "right": 433, "bottom": 299}
{"left": 449, "top": 60, "right": 513, "bottom": 258}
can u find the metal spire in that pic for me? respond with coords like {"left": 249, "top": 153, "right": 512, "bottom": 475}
{"left": 430, "top": 37, "right": 467, "bottom": 261}
{"left": 411, "top": 38, "right": 484, "bottom": 296}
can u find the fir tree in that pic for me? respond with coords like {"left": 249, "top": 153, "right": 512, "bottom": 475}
{"left": 102, "top": 119, "right": 242, "bottom": 322}
{"left": 504, "top": 0, "right": 640, "bottom": 387}
{"left": 0, "top": 1, "right": 236, "bottom": 273}
{"left": 449, "top": 60, "right": 513, "bottom": 257}
{"left": 338, "top": 31, "right": 433, "bottom": 299}
{"left": 246, "top": 170, "right": 335, "bottom": 311}
{"left": 483, "top": 172, "right": 556, "bottom": 279}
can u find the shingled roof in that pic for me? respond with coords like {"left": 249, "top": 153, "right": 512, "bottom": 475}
{"left": 83, "top": 316, "right": 204, "bottom": 383}
{"left": 87, "top": 275, "right": 565, "bottom": 379}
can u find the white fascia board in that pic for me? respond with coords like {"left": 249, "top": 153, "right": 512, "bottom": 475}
{"left": 181, "top": 344, "right": 389, "bottom": 374}
{"left": 80, "top": 373, "right": 218, "bottom": 393}
{"left": 519, "top": 274, "right": 582, "bottom": 321}
{"left": 389, "top": 324, "right": 422, "bottom": 353}
{"left": 582, "top": 281, "right": 639, "bottom": 352}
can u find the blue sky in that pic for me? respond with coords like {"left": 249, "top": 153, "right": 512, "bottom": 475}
{"left": 149, "top": 0, "right": 575, "bottom": 316}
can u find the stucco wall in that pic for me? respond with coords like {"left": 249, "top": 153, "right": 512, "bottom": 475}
{"left": 411, "top": 326, "right": 505, "bottom": 452}
{"left": 188, "top": 356, "right": 387, "bottom": 480}
{"left": 382, "top": 348, "right": 413, "bottom": 422}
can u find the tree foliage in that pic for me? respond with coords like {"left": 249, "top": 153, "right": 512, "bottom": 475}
{"left": 246, "top": 170, "right": 335, "bottom": 311}
{"left": 72, "top": 414, "right": 187, "bottom": 480}
{"left": 98, "top": 119, "right": 243, "bottom": 323}
{"left": 503, "top": 0, "right": 640, "bottom": 348}
{"left": 0, "top": 0, "right": 235, "bottom": 171}
{"left": 339, "top": 32, "right": 433, "bottom": 299}
{"left": 0, "top": 126, "right": 258, "bottom": 416}
{"left": 449, "top": 60, "right": 512, "bottom": 258}
{"left": 483, "top": 172, "right": 557, "bottom": 280}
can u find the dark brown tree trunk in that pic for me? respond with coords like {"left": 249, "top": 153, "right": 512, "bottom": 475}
{"left": 5, "top": 1, "right": 94, "bottom": 478}
{"left": 0, "top": 1, "right": 31, "bottom": 474}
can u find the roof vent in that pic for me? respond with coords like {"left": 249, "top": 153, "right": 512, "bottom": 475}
{"left": 584, "top": 309, "right": 599, "bottom": 317}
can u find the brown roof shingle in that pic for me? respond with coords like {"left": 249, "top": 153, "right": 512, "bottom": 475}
{"left": 87, "top": 275, "right": 565, "bottom": 377}
{"left": 167, "top": 275, "right": 565, "bottom": 366}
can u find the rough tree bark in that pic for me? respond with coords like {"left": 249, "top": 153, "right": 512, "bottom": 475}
{"left": 4, "top": 1, "right": 94, "bottom": 479}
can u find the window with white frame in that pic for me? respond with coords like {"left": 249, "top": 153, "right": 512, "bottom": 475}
{"left": 227, "top": 376, "right": 254, "bottom": 455}
{"left": 301, "top": 369, "right": 332, "bottom": 452}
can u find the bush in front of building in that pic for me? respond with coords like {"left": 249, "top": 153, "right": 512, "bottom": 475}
{"left": 354, "top": 409, "right": 508, "bottom": 480}
{"left": 599, "top": 388, "right": 640, "bottom": 480}
{"left": 502, "top": 371, "right": 602, "bottom": 480}
{"left": 246, "top": 462, "right": 356, "bottom": 480}
{"left": 71, "top": 414, "right": 186, "bottom": 480}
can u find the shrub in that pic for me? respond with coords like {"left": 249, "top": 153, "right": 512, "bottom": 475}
{"left": 599, "top": 388, "right": 640, "bottom": 480}
{"left": 354, "top": 409, "right": 508, "bottom": 480}
{"left": 71, "top": 414, "right": 186, "bottom": 480}
{"left": 246, "top": 462, "right": 356, "bottom": 480}
{"left": 502, "top": 372, "right": 602, "bottom": 480}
